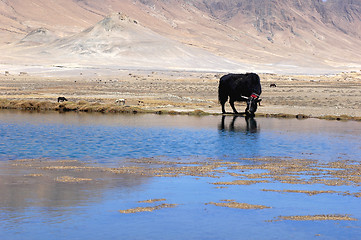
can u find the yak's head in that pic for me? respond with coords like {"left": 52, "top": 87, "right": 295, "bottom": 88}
{"left": 245, "top": 93, "right": 262, "bottom": 116}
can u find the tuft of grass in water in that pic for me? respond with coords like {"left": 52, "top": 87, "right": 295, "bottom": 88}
{"left": 206, "top": 200, "right": 271, "bottom": 209}
{"left": 119, "top": 203, "right": 177, "bottom": 214}
{"left": 138, "top": 199, "right": 166, "bottom": 203}
{"left": 269, "top": 214, "right": 357, "bottom": 222}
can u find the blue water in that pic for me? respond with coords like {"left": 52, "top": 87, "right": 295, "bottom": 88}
{"left": 0, "top": 111, "right": 360, "bottom": 163}
{"left": 1, "top": 110, "right": 361, "bottom": 240}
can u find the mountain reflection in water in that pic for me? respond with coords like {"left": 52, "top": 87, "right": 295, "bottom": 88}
{"left": 0, "top": 160, "right": 149, "bottom": 226}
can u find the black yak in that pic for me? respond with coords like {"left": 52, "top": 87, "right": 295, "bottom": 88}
{"left": 218, "top": 73, "right": 262, "bottom": 116}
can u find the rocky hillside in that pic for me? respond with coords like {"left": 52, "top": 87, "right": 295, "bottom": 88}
{"left": 2, "top": 13, "right": 247, "bottom": 72}
{"left": 1, "top": 0, "right": 360, "bottom": 73}
{"left": 192, "top": 0, "right": 361, "bottom": 37}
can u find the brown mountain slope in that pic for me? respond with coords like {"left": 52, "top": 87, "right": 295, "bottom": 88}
{"left": 0, "top": 0, "right": 360, "bottom": 73}
{"left": 2, "top": 13, "right": 248, "bottom": 72}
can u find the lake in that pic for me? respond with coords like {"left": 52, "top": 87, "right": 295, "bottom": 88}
{"left": 0, "top": 110, "right": 361, "bottom": 240}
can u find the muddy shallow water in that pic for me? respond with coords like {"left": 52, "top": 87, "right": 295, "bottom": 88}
{"left": 0, "top": 110, "right": 361, "bottom": 240}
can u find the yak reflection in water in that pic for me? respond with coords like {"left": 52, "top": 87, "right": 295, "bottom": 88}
{"left": 219, "top": 115, "right": 258, "bottom": 133}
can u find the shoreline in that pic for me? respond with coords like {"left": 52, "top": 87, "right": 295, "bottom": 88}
{"left": 1, "top": 98, "right": 360, "bottom": 121}
{"left": 0, "top": 70, "right": 360, "bottom": 121}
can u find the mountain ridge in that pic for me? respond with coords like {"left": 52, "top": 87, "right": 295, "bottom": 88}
{"left": 2, "top": 12, "right": 248, "bottom": 72}
{"left": 1, "top": 0, "right": 360, "bottom": 73}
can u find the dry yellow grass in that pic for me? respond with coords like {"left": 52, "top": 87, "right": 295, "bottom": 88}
{"left": 119, "top": 203, "right": 177, "bottom": 214}
{"left": 24, "top": 173, "right": 43, "bottom": 177}
{"left": 55, "top": 176, "right": 93, "bottom": 183}
{"left": 271, "top": 214, "right": 357, "bottom": 221}
{"left": 206, "top": 200, "right": 271, "bottom": 209}
{"left": 262, "top": 189, "right": 342, "bottom": 196}
{"left": 138, "top": 199, "right": 166, "bottom": 203}
{"left": 212, "top": 180, "right": 270, "bottom": 185}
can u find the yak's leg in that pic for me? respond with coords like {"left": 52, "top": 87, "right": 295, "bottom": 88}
{"left": 221, "top": 102, "right": 226, "bottom": 114}
{"left": 230, "top": 116, "right": 238, "bottom": 130}
{"left": 219, "top": 97, "right": 227, "bottom": 114}
{"left": 220, "top": 115, "right": 226, "bottom": 129}
{"left": 229, "top": 99, "right": 238, "bottom": 114}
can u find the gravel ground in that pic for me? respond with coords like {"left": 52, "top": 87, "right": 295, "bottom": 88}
{"left": 0, "top": 70, "right": 360, "bottom": 118}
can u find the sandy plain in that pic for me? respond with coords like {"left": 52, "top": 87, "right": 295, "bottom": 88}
{"left": 0, "top": 69, "right": 360, "bottom": 120}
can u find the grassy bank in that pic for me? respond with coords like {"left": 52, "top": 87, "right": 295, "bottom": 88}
{"left": 0, "top": 99, "right": 209, "bottom": 116}
{"left": 1, "top": 98, "right": 360, "bottom": 121}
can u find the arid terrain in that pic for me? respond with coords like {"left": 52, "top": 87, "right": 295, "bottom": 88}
{"left": 1, "top": 2, "right": 361, "bottom": 239}
{"left": 0, "top": 0, "right": 361, "bottom": 119}
{"left": 1, "top": 0, "right": 361, "bottom": 74}
{"left": 1, "top": 70, "right": 360, "bottom": 119}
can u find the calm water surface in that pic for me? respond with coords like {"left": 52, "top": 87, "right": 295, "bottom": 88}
{"left": 0, "top": 110, "right": 361, "bottom": 240}
{"left": 0, "top": 110, "right": 360, "bottom": 162}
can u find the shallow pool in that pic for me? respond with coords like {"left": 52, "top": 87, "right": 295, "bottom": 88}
{"left": 0, "top": 110, "right": 360, "bottom": 240}
{"left": 0, "top": 110, "right": 360, "bottom": 163}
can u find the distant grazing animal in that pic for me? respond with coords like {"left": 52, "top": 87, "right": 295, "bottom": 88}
{"left": 57, "top": 97, "right": 68, "bottom": 102}
{"left": 218, "top": 73, "right": 262, "bottom": 116}
{"left": 270, "top": 83, "right": 277, "bottom": 87}
{"left": 115, "top": 99, "right": 126, "bottom": 105}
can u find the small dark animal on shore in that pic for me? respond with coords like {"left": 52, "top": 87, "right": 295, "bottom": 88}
{"left": 58, "top": 97, "right": 68, "bottom": 102}
{"left": 270, "top": 83, "right": 277, "bottom": 87}
{"left": 218, "top": 73, "right": 262, "bottom": 116}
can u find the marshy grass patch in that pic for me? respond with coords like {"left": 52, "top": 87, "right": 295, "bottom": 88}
{"left": 212, "top": 179, "right": 270, "bottom": 185}
{"left": 261, "top": 189, "right": 343, "bottom": 196}
{"left": 269, "top": 214, "right": 357, "bottom": 222}
{"left": 206, "top": 200, "right": 271, "bottom": 209}
{"left": 138, "top": 198, "right": 167, "bottom": 203}
{"left": 55, "top": 176, "right": 93, "bottom": 183}
{"left": 2, "top": 156, "right": 361, "bottom": 225}
{"left": 24, "top": 173, "right": 43, "bottom": 177}
{"left": 119, "top": 203, "right": 178, "bottom": 214}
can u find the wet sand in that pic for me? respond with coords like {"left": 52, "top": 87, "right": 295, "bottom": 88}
{"left": 0, "top": 70, "right": 360, "bottom": 119}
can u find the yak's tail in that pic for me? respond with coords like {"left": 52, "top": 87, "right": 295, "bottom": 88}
{"left": 218, "top": 77, "right": 228, "bottom": 104}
